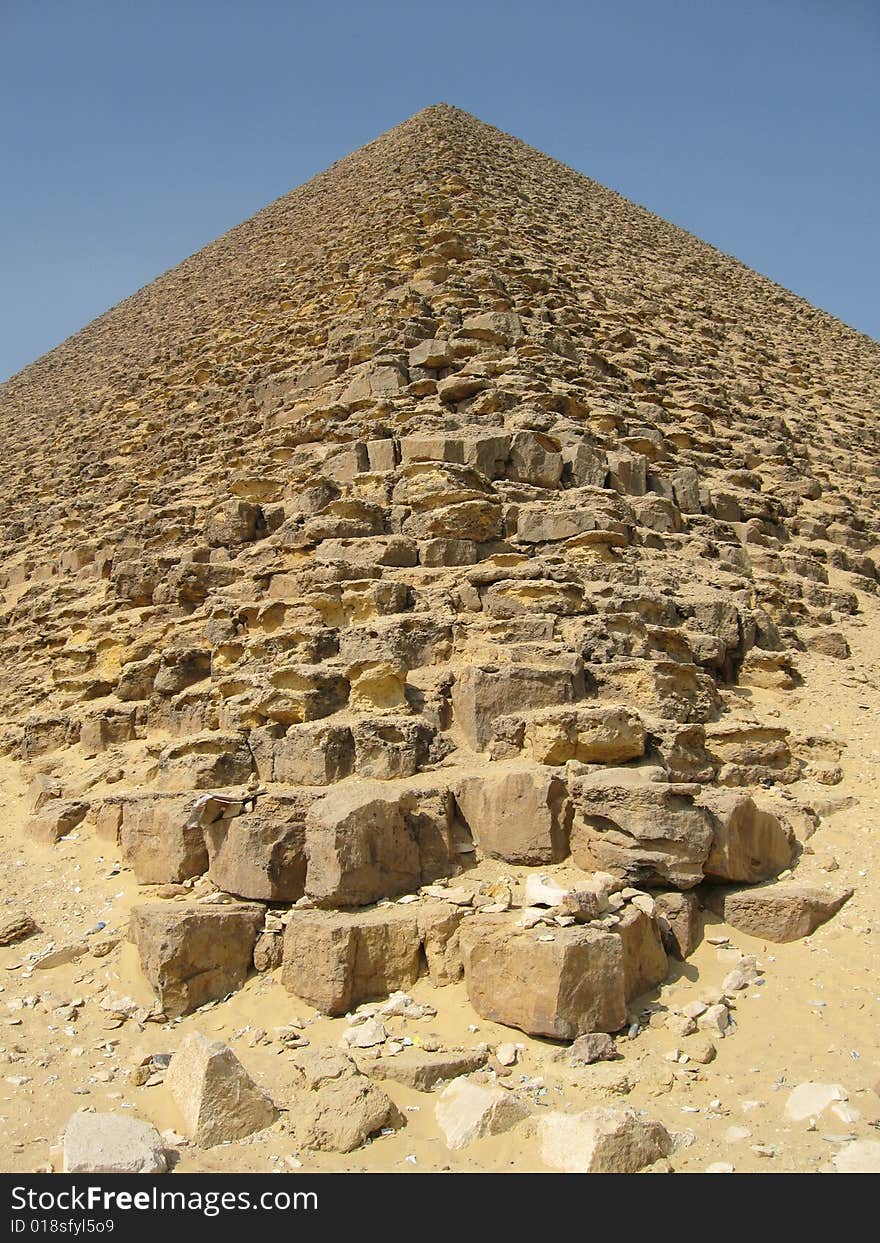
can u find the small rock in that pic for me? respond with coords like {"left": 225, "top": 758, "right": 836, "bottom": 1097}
{"left": 496, "top": 1042, "right": 519, "bottom": 1067}
{"left": 289, "top": 1048, "right": 398, "bottom": 1153}
{"left": 688, "top": 1037, "right": 717, "bottom": 1065}
{"left": 0, "top": 911, "right": 38, "bottom": 946}
{"left": 568, "top": 1032, "right": 618, "bottom": 1066}
{"left": 697, "top": 1004, "right": 730, "bottom": 1035}
{"left": 342, "top": 1018, "right": 387, "bottom": 1049}
{"left": 831, "top": 1140, "right": 880, "bottom": 1173}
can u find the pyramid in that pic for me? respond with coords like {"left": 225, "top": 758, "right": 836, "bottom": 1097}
{"left": 0, "top": 105, "right": 876, "bottom": 1035}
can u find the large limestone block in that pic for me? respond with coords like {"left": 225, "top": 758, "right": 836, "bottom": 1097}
{"left": 521, "top": 705, "right": 645, "bottom": 765}
{"left": 203, "top": 499, "right": 264, "bottom": 547}
{"left": 704, "top": 881, "right": 852, "bottom": 942}
{"left": 482, "top": 578, "right": 586, "bottom": 620}
{"left": 79, "top": 708, "right": 137, "bottom": 756}
{"left": 129, "top": 902, "right": 263, "bottom": 1016}
{"left": 514, "top": 504, "right": 597, "bottom": 544}
{"left": 204, "top": 793, "right": 311, "bottom": 901}
{"left": 593, "top": 659, "right": 720, "bottom": 725}
{"left": 399, "top": 785, "right": 471, "bottom": 885}
{"left": 21, "top": 713, "right": 80, "bottom": 758}
{"left": 606, "top": 449, "right": 647, "bottom": 496}
{"left": 305, "top": 782, "right": 421, "bottom": 906}
{"left": 539, "top": 1107, "right": 671, "bottom": 1173}
{"left": 341, "top": 361, "right": 406, "bottom": 405}
{"left": 288, "top": 1049, "right": 398, "bottom": 1152}
{"left": 564, "top": 441, "right": 608, "bottom": 487}
{"left": 435, "top": 1076, "right": 530, "bottom": 1149}
{"left": 392, "top": 460, "right": 492, "bottom": 509}
{"left": 63, "top": 1112, "right": 166, "bottom": 1174}
{"left": 451, "top": 663, "right": 580, "bottom": 752}
{"left": 613, "top": 905, "right": 668, "bottom": 1001}
{"left": 27, "top": 799, "right": 89, "bottom": 845}
{"left": 351, "top": 716, "right": 434, "bottom": 779}
{"left": 459, "top": 918, "right": 627, "bottom": 1038}
{"left": 315, "top": 535, "right": 418, "bottom": 569}
{"left": 407, "top": 340, "right": 454, "bottom": 370}
{"left": 119, "top": 795, "right": 208, "bottom": 884}
{"left": 281, "top": 906, "right": 421, "bottom": 1015}
{"left": 402, "top": 499, "right": 503, "bottom": 541}
{"left": 699, "top": 790, "right": 793, "bottom": 883}
{"left": 155, "top": 731, "right": 254, "bottom": 792}
{"left": 506, "top": 431, "right": 563, "bottom": 488}
{"left": 570, "top": 769, "right": 714, "bottom": 889}
{"left": 454, "top": 765, "right": 569, "bottom": 865}
{"left": 273, "top": 721, "right": 354, "bottom": 785}
{"left": 166, "top": 1032, "right": 278, "bottom": 1146}
{"left": 461, "top": 311, "right": 523, "bottom": 345}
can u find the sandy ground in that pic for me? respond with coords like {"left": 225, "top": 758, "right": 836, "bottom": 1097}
{"left": 1, "top": 597, "right": 877, "bottom": 1176}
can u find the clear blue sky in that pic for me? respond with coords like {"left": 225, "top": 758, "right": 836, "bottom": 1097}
{"left": 1, "top": 0, "right": 877, "bottom": 381}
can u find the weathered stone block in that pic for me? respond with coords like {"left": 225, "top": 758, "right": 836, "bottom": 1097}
{"left": 304, "top": 782, "right": 421, "bottom": 906}
{"left": 156, "top": 731, "right": 254, "bottom": 791}
{"left": 704, "top": 881, "right": 852, "bottom": 942}
{"left": 570, "top": 769, "right": 714, "bottom": 889}
{"left": 451, "top": 663, "right": 580, "bottom": 752}
{"left": 613, "top": 905, "right": 668, "bottom": 1000}
{"left": 166, "top": 1032, "right": 278, "bottom": 1146}
{"left": 454, "top": 764, "right": 569, "bottom": 865}
{"left": 459, "top": 917, "right": 627, "bottom": 1038}
{"left": 204, "top": 793, "right": 311, "bottom": 901}
{"left": 281, "top": 906, "right": 422, "bottom": 1015}
{"left": 120, "top": 795, "right": 208, "bottom": 884}
{"left": 699, "top": 790, "right": 793, "bottom": 883}
{"left": 654, "top": 890, "right": 701, "bottom": 959}
{"left": 129, "top": 902, "right": 263, "bottom": 1016}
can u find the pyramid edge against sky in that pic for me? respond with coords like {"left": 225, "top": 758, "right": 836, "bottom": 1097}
{"left": 0, "top": 99, "right": 876, "bottom": 1174}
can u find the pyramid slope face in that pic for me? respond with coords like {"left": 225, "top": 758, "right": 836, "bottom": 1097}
{"left": 0, "top": 106, "right": 876, "bottom": 1033}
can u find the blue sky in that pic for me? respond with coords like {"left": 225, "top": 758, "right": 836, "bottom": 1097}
{"left": 1, "top": 0, "right": 877, "bottom": 381}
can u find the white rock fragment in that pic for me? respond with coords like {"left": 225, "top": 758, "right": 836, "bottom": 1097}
{"left": 495, "top": 1043, "right": 519, "bottom": 1067}
{"left": 523, "top": 875, "right": 568, "bottom": 908}
{"left": 165, "top": 1032, "right": 278, "bottom": 1146}
{"left": 435, "top": 1077, "right": 530, "bottom": 1150}
{"left": 784, "top": 1082, "right": 848, "bottom": 1123}
{"left": 342, "top": 1018, "right": 387, "bottom": 1049}
{"left": 831, "top": 1140, "right": 880, "bottom": 1173}
{"left": 539, "top": 1107, "right": 672, "bottom": 1173}
{"left": 63, "top": 1111, "right": 167, "bottom": 1174}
